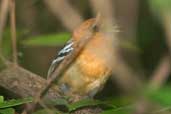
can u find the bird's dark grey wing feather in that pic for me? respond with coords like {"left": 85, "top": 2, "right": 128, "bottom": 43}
{"left": 47, "top": 40, "right": 74, "bottom": 78}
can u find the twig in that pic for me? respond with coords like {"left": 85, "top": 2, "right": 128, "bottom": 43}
{"left": 89, "top": 0, "right": 114, "bottom": 23}
{"left": 150, "top": 106, "right": 171, "bottom": 114}
{"left": 0, "top": 66, "right": 61, "bottom": 98}
{"left": 0, "top": 0, "right": 10, "bottom": 66}
{"left": 134, "top": 55, "right": 171, "bottom": 114}
{"left": 133, "top": 9, "right": 171, "bottom": 114}
{"left": 149, "top": 55, "right": 170, "bottom": 89}
{"left": 0, "top": 65, "right": 101, "bottom": 114}
{"left": 10, "top": 0, "right": 18, "bottom": 65}
{"left": 44, "top": 0, "right": 83, "bottom": 31}
{"left": 89, "top": 0, "right": 142, "bottom": 91}
{"left": 162, "top": 13, "right": 171, "bottom": 54}
{"left": 0, "top": 0, "right": 9, "bottom": 44}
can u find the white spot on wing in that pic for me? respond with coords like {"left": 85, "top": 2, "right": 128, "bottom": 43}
{"left": 52, "top": 56, "right": 65, "bottom": 64}
{"left": 47, "top": 40, "right": 74, "bottom": 78}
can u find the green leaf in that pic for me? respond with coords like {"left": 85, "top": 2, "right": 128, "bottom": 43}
{"left": 46, "top": 97, "right": 69, "bottom": 106}
{"left": 146, "top": 86, "right": 171, "bottom": 106}
{"left": 100, "top": 109, "right": 116, "bottom": 114}
{"left": 100, "top": 109, "right": 131, "bottom": 114}
{"left": 68, "top": 98, "right": 109, "bottom": 112}
{"left": 0, "top": 97, "right": 4, "bottom": 103}
{"left": 100, "top": 105, "right": 133, "bottom": 114}
{"left": 22, "top": 33, "right": 71, "bottom": 46}
{"left": 0, "top": 97, "right": 33, "bottom": 108}
{"left": 0, "top": 108, "right": 15, "bottom": 114}
{"left": 103, "top": 96, "right": 134, "bottom": 108}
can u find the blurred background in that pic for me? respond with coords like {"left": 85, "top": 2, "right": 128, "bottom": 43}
{"left": 0, "top": 0, "right": 171, "bottom": 113}
{"left": 1, "top": 0, "right": 168, "bottom": 76}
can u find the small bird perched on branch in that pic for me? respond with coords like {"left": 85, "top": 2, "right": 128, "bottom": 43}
{"left": 47, "top": 18, "right": 115, "bottom": 98}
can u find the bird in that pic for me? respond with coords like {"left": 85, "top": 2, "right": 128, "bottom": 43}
{"left": 47, "top": 18, "right": 114, "bottom": 98}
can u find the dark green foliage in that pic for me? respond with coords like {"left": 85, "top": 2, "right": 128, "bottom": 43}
{"left": 67, "top": 98, "right": 112, "bottom": 112}
{"left": 100, "top": 109, "right": 132, "bottom": 114}
{"left": 0, "top": 108, "right": 15, "bottom": 114}
{"left": 147, "top": 86, "right": 171, "bottom": 106}
{"left": 0, "top": 97, "right": 32, "bottom": 108}
{"left": 0, "top": 96, "right": 32, "bottom": 114}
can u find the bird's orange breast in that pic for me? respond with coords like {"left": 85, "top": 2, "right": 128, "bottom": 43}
{"left": 74, "top": 32, "right": 112, "bottom": 83}
{"left": 78, "top": 50, "right": 110, "bottom": 80}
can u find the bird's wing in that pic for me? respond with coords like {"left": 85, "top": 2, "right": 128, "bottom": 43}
{"left": 47, "top": 40, "right": 74, "bottom": 79}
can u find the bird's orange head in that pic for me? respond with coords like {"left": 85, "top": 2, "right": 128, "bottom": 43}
{"left": 72, "top": 18, "right": 98, "bottom": 41}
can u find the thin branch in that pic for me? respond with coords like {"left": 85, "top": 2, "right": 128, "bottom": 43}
{"left": 162, "top": 13, "right": 171, "bottom": 54}
{"left": 10, "top": 0, "right": 18, "bottom": 65}
{"left": 149, "top": 55, "right": 170, "bottom": 89}
{"left": 89, "top": 0, "right": 142, "bottom": 91}
{"left": 0, "top": 0, "right": 10, "bottom": 66}
{"left": 134, "top": 55, "right": 171, "bottom": 114}
{"left": 89, "top": 0, "right": 115, "bottom": 23}
{"left": 133, "top": 9, "right": 171, "bottom": 114}
{"left": 0, "top": 0, "right": 9, "bottom": 44}
{"left": 0, "top": 66, "right": 61, "bottom": 99}
{"left": 44, "top": 0, "right": 83, "bottom": 31}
